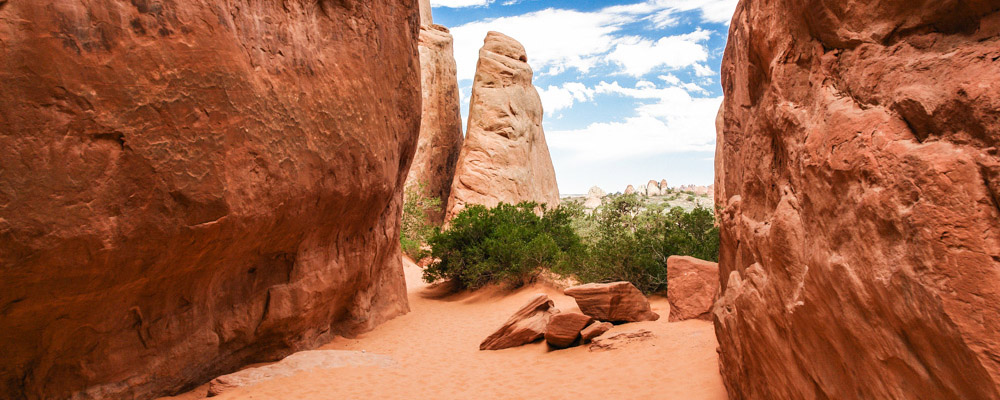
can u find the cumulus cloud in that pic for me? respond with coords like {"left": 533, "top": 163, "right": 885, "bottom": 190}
{"left": 547, "top": 80, "right": 722, "bottom": 161}
{"left": 607, "top": 29, "right": 711, "bottom": 77}
{"left": 537, "top": 82, "right": 595, "bottom": 115}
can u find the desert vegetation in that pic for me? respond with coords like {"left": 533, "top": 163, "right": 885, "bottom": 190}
{"left": 413, "top": 192, "right": 719, "bottom": 293}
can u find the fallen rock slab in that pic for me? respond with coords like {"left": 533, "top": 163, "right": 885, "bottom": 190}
{"left": 666, "top": 256, "right": 719, "bottom": 321}
{"left": 544, "top": 313, "right": 593, "bottom": 349}
{"left": 564, "top": 282, "right": 659, "bottom": 322}
{"left": 480, "top": 294, "right": 558, "bottom": 350}
{"left": 589, "top": 329, "right": 655, "bottom": 352}
{"left": 580, "top": 321, "right": 613, "bottom": 343}
{"left": 207, "top": 350, "right": 396, "bottom": 396}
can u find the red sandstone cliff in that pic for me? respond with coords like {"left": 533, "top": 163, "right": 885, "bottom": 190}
{"left": 0, "top": 1, "right": 419, "bottom": 399}
{"left": 715, "top": 0, "right": 1000, "bottom": 398}
{"left": 406, "top": 0, "right": 464, "bottom": 224}
{"left": 446, "top": 32, "right": 560, "bottom": 219}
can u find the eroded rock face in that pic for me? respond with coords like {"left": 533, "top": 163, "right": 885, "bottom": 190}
{"left": 481, "top": 294, "right": 558, "bottom": 350}
{"left": 715, "top": 1, "right": 1000, "bottom": 398}
{"left": 445, "top": 32, "right": 559, "bottom": 219}
{"left": 406, "top": 0, "right": 463, "bottom": 224}
{"left": 666, "top": 256, "right": 718, "bottom": 321}
{"left": 646, "top": 180, "right": 661, "bottom": 196}
{"left": 0, "top": 2, "right": 418, "bottom": 399}
{"left": 565, "top": 282, "right": 659, "bottom": 323}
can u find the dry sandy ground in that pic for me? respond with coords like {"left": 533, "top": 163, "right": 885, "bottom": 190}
{"left": 163, "top": 259, "right": 726, "bottom": 399}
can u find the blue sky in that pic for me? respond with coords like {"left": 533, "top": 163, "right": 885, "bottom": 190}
{"left": 430, "top": 0, "right": 736, "bottom": 194}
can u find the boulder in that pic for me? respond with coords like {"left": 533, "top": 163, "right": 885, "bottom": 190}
{"left": 589, "top": 329, "right": 654, "bottom": 352}
{"left": 564, "top": 282, "right": 659, "bottom": 322}
{"left": 659, "top": 179, "right": 669, "bottom": 192}
{"left": 587, "top": 186, "right": 606, "bottom": 198}
{"left": 405, "top": 1, "right": 464, "bottom": 224}
{"left": 207, "top": 350, "right": 395, "bottom": 396}
{"left": 445, "top": 32, "right": 559, "bottom": 220}
{"left": 0, "top": 2, "right": 418, "bottom": 398}
{"left": 624, "top": 184, "right": 636, "bottom": 195}
{"left": 646, "top": 180, "right": 662, "bottom": 196}
{"left": 481, "top": 294, "right": 558, "bottom": 350}
{"left": 715, "top": 0, "right": 1000, "bottom": 398}
{"left": 666, "top": 256, "right": 719, "bottom": 321}
{"left": 544, "top": 312, "right": 594, "bottom": 349}
{"left": 580, "top": 321, "right": 613, "bottom": 343}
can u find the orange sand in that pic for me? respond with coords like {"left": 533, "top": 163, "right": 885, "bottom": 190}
{"left": 164, "top": 259, "right": 727, "bottom": 399}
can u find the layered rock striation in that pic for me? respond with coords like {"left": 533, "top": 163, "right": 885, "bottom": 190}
{"left": 715, "top": 1, "right": 1000, "bottom": 398}
{"left": 445, "top": 32, "right": 559, "bottom": 219}
{"left": 0, "top": 1, "right": 419, "bottom": 398}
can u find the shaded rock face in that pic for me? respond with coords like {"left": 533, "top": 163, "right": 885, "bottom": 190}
{"left": 666, "top": 256, "right": 718, "bottom": 321}
{"left": 0, "top": 1, "right": 419, "bottom": 399}
{"left": 564, "top": 282, "right": 659, "bottom": 323}
{"left": 406, "top": 0, "right": 464, "bottom": 224}
{"left": 446, "top": 31, "right": 559, "bottom": 219}
{"left": 715, "top": 1, "right": 1000, "bottom": 399}
{"left": 481, "top": 294, "right": 558, "bottom": 350}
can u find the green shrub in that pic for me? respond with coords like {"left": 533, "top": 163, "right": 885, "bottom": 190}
{"left": 400, "top": 182, "right": 442, "bottom": 258}
{"left": 423, "top": 202, "right": 585, "bottom": 289}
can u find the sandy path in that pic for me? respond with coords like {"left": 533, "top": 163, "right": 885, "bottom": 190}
{"left": 165, "top": 259, "right": 727, "bottom": 399}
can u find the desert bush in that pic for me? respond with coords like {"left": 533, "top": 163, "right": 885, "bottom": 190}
{"left": 423, "top": 202, "right": 585, "bottom": 289}
{"left": 400, "top": 182, "right": 442, "bottom": 258}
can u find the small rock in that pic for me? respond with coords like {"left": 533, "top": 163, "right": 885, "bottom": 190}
{"left": 480, "top": 294, "right": 558, "bottom": 350}
{"left": 545, "top": 312, "right": 594, "bottom": 349}
{"left": 580, "top": 321, "right": 613, "bottom": 343}
{"left": 564, "top": 282, "right": 659, "bottom": 322}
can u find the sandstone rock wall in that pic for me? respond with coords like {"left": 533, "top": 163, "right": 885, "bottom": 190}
{"left": 446, "top": 32, "right": 559, "bottom": 219}
{"left": 406, "top": 0, "right": 464, "bottom": 224}
{"left": 0, "top": 1, "right": 419, "bottom": 399}
{"left": 715, "top": 1, "right": 1000, "bottom": 398}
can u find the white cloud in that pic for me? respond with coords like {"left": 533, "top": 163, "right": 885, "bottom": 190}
{"left": 431, "top": 0, "right": 493, "bottom": 8}
{"left": 537, "top": 82, "right": 595, "bottom": 115}
{"left": 607, "top": 29, "right": 711, "bottom": 76}
{"left": 548, "top": 80, "right": 722, "bottom": 161}
{"left": 449, "top": 8, "right": 629, "bottom": 81}
{"left": 610, "top": 0, "right": 738, "bottom": 24}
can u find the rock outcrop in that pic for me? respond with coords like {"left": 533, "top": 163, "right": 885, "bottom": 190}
{"left": 583, "top": 186, "right": 605, "bottom": 209}
{"left": 545, "top": 313, "right": 594, "bottom": 349}
{"left": 659, "top": 179, "right": 669, "bottom": 192}
{"left": 715, "top": 1, "right": 1000, "bottom": 398}
{"left": 0, "top": 2, "right": 418, "bottom": 399}
{"left": 624, "top": 184, "right": 636, "bottom": 195}
{"left": 565, "top": 282, "right": 659, "bottom": 323}
{"left": 666, "top": 256, "right": 718, "bottom": 321}
{"left": 646, "top": 180, "right": 661, "bottom": 196}
{"left": 481, "top": 294, "right": 558, "bottom": 350}
{"left": 405, "top": 0, "right": 464, "bottom": 224}
{"left": 445, "top": 32, "right": 559, "bottom": 220}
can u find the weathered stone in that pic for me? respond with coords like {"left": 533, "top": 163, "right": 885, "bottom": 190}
{"left": 544, "top": 312, "right": 593, "bottom": 349}
{"left": 207, "top": 350, "right": 396, "bottom": 397}
{"left": 667, "top": 256, "right": 719, "bottom": 321}
{"left": 564, "top": 282, "right": 659, "bottom": 322}
{"left": 588, "top": 329, "right": 654, "bottom": 352}
{"left": 624, "top": 184, "right": 636, "bottom": 195}
{"left": 659, "top": 179, "right": 669, "bottom": 191}
{"left": 481, "top": 294, "right": 558, "bottom": 350}
{"left": 579, "top": 321, "right": 613, "bottom": 343}
{"left": 446, "top": 32, "right": 559, "bottom": 220}
{"left": 405, "top": 0, "right": 464, "bottom": 224}
{"left": 715, "top": 0, "right": 1000, "bottom": 398}
{"left": 0, "top": 2, "right": 418, "bottom": 398}
{"left": 646, "top": 180, "right": 662, "bottom": 196}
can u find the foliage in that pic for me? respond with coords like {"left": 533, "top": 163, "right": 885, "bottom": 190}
{"left": 422, "top": 202, "right": 585, "bottom": 289}
{"left": 400, "top": 182, "right": 442, "bottom": 258}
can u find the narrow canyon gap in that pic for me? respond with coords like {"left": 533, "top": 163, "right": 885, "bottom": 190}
{"left": 715, "top": 0, "right": 1000, "bottom": 398}
{"left": 0, "top": 1, "right": 420, "bottom": 399}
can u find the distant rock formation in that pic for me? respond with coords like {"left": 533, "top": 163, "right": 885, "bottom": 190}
{"left": 405, "top": 0, "right": 464, "bottom": 224}
{"left": 624, "top": 184, "right": 636, "bottom": 195}
{"left": 646, "top": 180, "right": 662, "bottom": 196}
{"left": 583, "top": 186, "right": 605, "bottom": 209}
{"left": 715, "top": 0, "right": 1000, "bottom": 398}
{"left": 0, "top": 1, "right": 418, "bottom": 398}
{"left": 446, "top": 32, "right": 559, "bottom": 219}
{"left": 587, "top": 186, "right": 607, "bottom": 198}
{"left": 659, "top": 179, "right": 669, "bottom": 192}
